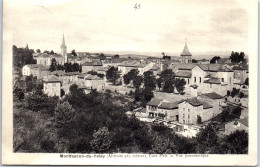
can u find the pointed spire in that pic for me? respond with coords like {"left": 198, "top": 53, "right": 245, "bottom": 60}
{"left": 61, "top": 33, "right": 66, "bottom": 46}
{"left": 181, "top": 38, "right": 191, "bottom": 56}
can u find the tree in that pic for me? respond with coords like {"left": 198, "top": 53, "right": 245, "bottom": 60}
{"left": 239, "top": 92, "right": 244, "bottom": 98}
{"left": 106, "top": 66, "right": 121, "bottom": 85}
{"left": 230, "top": 51, "right": 245, "bottom": 63}
{"left": 232, "top": 107, "right": 241, "bottom": 119}
{"left": 36, "top": 49, "right": 41, "bottom": 53}
{"left": 244, "top": 78, "right": 249, "bottom": 86}
{"left": 43, "top": 50, "right": 50, "bottom": 54}
{"left": 61, "top": 89, "right": 65, "bottom": 97}
{"left": 71, "top": 49, "right": 77, "bottom": 56}
{"left": 54, "top": 101, "right": 76, "bottom": 128}
{"left": 50, "top": 50, "right": 55, "bottom": 54}
{"left": 192, "top": 59, "right": 198, "bottom": 63}
{"left": 197, "top": 125, "right": 219, "bottom": 152}
{"left": 133, "top": 75, "right": 143, "bottom": 89}
{"left": 156, "top": 78, "right": 163, "bottom": 91}
{"left": 143, "top": 71, "right": 156, "bottom": 90}
{"left": 90, "top": 127, "right": 111, "bottom": 153}
{"left": 223, "top": 130, "right": 248, "bottom": 154}
{"left": 49, "top": 58, "right": 57, "bottom": 72}
{"left": 114, "top": 54, "right": 119, "bottom": 59}
{"left": 99, "top": 53, "right": 106, "bottom": 60}
{"left": 210, "top": 56, "right": 221, "bottom": 64}
{"left": 69, "top": 84, "right": 78, "bottom": 93}
{"left": 13, "top": 45, "right": 36, "bottom": 69}
{"left": 25, "top": 90, "right": 58, "bottom": 113}
{"left": 174, "top": 78, "right": 186, "bottom": 94}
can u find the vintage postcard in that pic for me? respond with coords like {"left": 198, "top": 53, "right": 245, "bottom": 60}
{"left": 2, "top": 0, "right": 258, "bottom": 166}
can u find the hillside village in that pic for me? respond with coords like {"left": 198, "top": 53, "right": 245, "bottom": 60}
{"left": 13, "top": 35, "right": 249, "bottom": 153}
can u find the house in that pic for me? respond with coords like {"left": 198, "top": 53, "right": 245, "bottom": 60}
{"left": 232, "top": 64, "right": 248, "bottom": 83}
{"left": 77, "top": 74, "right": 105, "bottom": 91}
{"left": 224, "top": 117, "right": 248, "bottom": 135}
{"left": 43, "top": 75, "right": 62, "bottom": 97}
{"left": 81, "top": 61, "right": 103, "bottom": 73}
{"left": 118, "top": 60, "right": 155, "bottom": 76}
{"left": 146, "top": 98, "right": 179, "bottom": 121}
{"left": 198, "top": 92, "right": 225, "bottom": 113}
{"left": 22, "top": 64, "right": 50, "bottom": 79}
{"left": 178, "top": 98, "right": 214, "bottom": 124}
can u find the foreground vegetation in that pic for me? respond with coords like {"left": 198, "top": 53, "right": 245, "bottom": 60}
{"left": 14, "top": 83, "right": 248, "bottom": 154}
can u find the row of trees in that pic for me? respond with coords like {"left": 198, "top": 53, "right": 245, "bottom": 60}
{"left": 49, "top": 59, "right": 82, "bottom": 73}
{"left": 230, "top": 51, "right": 246, "bottom": 63}
{"left": 156, "top": 69, "right": 186, "bottom": 94}
{"left": 13, "top": 45, "right": 36, "bottom": 69}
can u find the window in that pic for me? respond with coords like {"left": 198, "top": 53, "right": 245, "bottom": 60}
{"left": 183, "top": 114, "right": 185, "bottom": 118}
{"left": 194, "top": 77, "right": 196, "bottom": 83}
{"left": 199, "top": 77, "right": 201, "bottom": 83}
{"left": 188, "top": 79, "right": 189, "bottom": 84}
{"left": 222, "top": 78, "right": 224, "bottom": 82}
{"left": 188, "top": 109, "right": 190, "bottom": 112}
{"left": 183, "top": 108, "right": 185, "bottom": 111}
{"left": 188, "top": 115, "right": 190, "bottom": 118}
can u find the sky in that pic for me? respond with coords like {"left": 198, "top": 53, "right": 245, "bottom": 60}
{"left": 6, "top": 0, "right": 249, "bottom": 57}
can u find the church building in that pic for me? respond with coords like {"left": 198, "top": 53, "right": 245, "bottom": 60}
{"left": 180, "top": 39, "right": 192, "bottom": 63}
{"left": 35, "top": 34, "right": 68, "bottom": 66}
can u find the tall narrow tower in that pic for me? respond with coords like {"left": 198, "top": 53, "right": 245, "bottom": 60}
{"left": 61, "top": 34, "right": 67, "bottom": 63}
{"left": 180, "top": 39, "right": 192, "bottom": 63}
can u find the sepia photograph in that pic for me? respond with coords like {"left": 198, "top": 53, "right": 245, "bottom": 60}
{"left": 2, "top": 0, "right": 258, "bottom": 165}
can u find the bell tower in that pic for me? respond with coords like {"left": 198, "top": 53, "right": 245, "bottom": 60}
{"left": 61, "top": 33, "right": 67, "bottom": 63}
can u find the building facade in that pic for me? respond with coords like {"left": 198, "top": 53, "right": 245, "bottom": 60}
{"left": 43, "top": 75, "right": 62, "bottom": 97}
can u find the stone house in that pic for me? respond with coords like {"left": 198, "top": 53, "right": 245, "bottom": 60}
{"left": 22, "top": 64, "right": 50, "bottom": 79}
{"left": 43, "top": 75, "right": 61, "bottom": 97}
{"left": 118, "top": 60, "right": 155, "bottom": 76}
{"left": 77, "top": 74, "right": 105, "bottom": 91}
{"left": 81, "top": 61, "right": 103, "bottom": 73}
{"left": 178, "top": 98, "right": 214, "bottom": 124}
{"left": 146, "top": 98, "right": 179, "bottom": 121}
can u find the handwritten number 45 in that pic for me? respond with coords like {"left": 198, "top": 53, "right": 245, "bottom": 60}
{"left": 134, "top": 3, "right": 141, "bottom": 10}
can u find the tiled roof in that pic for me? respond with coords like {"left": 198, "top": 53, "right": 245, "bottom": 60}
{"left": 85, "top": 74, "right": 103, "bottom": 80}
{"left": 233, "top": 65, "right": 248, "bottom": 70}
{"left": 51, "top": 54, "right": 63, "bottom": 58}
{"left": 25, "top": 64, "right": 44, "bottom": 68}
{"left": 118, "top": 60, "right": 150, "bottom": 68}
{"left": 204, "top": 78, "right": 221, "bottom": 84}
{"left": 158, "top": 101, "right": 178, "bottom": 109}
{"left": 44, "top": 75, "right": 61, "bottom": 83}
{"left": 51, "top": 70, "right": 65, "bottom": 76}
{"left": 180, "top": 98, "right": 213, "bottom": 109}
{"left": 198, "top": 64, "right": 233, "bottom": 72}
{"left": 175, "top": 71, "right": 192, "bottom": 78}
{"left": 37, "top": 53, "right": 50, "bottom": 58}
{"left": 82, "top": 61, "right": 102, "bottom": 66}
{"left": 147, "top": 98, "right": 162, "bottom": 106}
{"left": 238, "top": 117, "right": 248, "bottom": 127}
{"left": 201, "top": 92, "right": 223, "bottom": 99}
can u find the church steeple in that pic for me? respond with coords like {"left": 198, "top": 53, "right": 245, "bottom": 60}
{"left": 180, "top": 39, "right": 192, "bottom": 63}
{"left": 61, "top": 33, "right": 66, "bottom": 46}
{"left": 60, "top": 33, "right": 67, "bottom": 63}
